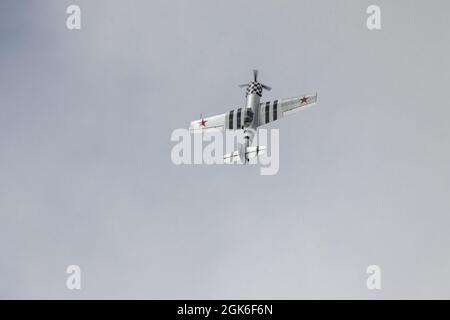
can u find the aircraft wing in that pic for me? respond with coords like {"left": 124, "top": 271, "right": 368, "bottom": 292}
{"left": 189, "top": 106, "right": 249, "bottom": 133}
{"left": 258, "top": 93, "right": 317, "bottom": 126}
{"left": 189, "top": 112, "right": 227, "bottom": 133}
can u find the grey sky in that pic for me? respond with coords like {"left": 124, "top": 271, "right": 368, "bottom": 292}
{"left": 1, "top": 0, "right": 450, "bottom": 299}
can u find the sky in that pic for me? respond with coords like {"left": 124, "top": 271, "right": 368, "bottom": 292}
{"left": 1, "top": 0, "right": 450, "bottom": 299}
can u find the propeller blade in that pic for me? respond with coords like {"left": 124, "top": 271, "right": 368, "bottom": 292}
{"left": 238, "top": 84, "right": 248, "bottom": 88}
{"left": 261, "top": 84, "right": 272, "bottom": 91}
{"left": 253, "top": 69, "right": 258, "bottom": 82}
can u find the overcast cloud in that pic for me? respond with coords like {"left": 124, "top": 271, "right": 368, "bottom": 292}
{"left": 1, "top": 0, "right": 450, "bottom": 299}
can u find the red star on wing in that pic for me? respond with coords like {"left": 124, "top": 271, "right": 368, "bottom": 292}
{"left": 198, "top": 118, "right": 208, "bottom": 127}
{"left": 300, "top": 96, "right": 308, "bottom": 104}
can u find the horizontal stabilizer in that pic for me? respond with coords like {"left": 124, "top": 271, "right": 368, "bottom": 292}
{"left": 224, "top": 146, "right": 266, "bottom": 164}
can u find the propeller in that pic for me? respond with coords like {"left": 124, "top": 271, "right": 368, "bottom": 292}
{"left": 261, "top": 83, "right": 272, "bottom": 91}
{"left": 238, "top": 69, "right": 271, "bottom": 91}
{"left": 253, "top": 69, "right": 258, "bottom": 82}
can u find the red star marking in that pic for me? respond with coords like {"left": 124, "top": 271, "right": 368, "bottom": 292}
{"left": 198, "top": 118, "right": 208, "bottom": 127}
{"left": 300, "top": 96, "right": 308, "bottom": 104}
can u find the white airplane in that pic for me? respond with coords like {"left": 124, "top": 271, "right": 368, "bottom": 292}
{"left": 189, "top": 70, "right": 317, "bottom": 163}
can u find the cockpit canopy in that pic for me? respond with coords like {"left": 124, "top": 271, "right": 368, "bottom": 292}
{"left": 244, "top": 108, "right": 254, "bottom": 125}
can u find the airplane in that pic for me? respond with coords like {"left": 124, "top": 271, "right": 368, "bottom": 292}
{"left": 189, "top": 70, "right": 317, "bottom": 163}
